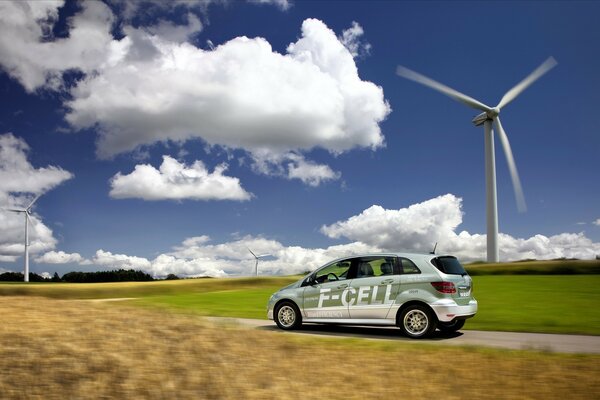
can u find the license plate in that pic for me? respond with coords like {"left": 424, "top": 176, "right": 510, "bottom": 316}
{"left": 459, "top": 290, "right": 470, "bottom": 297}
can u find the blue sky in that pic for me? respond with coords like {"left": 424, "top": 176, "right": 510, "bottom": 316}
{"left": 0, "top": 0, "right": 598, "bottom": 277}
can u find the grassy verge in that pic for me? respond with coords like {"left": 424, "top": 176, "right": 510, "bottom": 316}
{"left": 465, "top": 259, "right": 600, "bottom": 275}
{"left": 1, "top": 297, "right": 598, "bottom": 399}
{"left": 0, "top": 276, "right": 300, "bottom": 299}
{"left": 467, "top": 275, "right": 600, "bottom": 335}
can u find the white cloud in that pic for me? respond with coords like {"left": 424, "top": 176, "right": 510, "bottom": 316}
{"left": 144, "top": 12, "right": 203, "bottom": 43}
{"left": 0, "top": 133, "right": 72, "bottom": 262}
{"left": 62, "top": 17, "right": 389, "bottom": 168}
{"left": 92, "top": 249, "right": 152, "bottom": 270}
{"left": 0, "top": 133, "right": 73, "bottom": 195}
{"left": 247, "top": 0, "right": 292, "bottom": 11}
{"left": 321, "top": 194, "right": 463, "bottom": 253}
{"left": 40, "top": 271, "right": 52, "bottom": 279}
{"left": 162, "top": 234, "right": 379, "bottom": 277}
{"left": 109, "top": 155, "right": 252, "bottom": 201}
{"left": 321, "top": 194, "right": 600, "bottom": 262}
{"left": 77, "top": 194, "right": 600, "bottom": 277}
{"left": 0, "top": 1, "right": 114, "bottom": 92}
{"left": 594, "top": 219, "right": 600, "bottom": 226}
{"left": 35, "top": 250, "right": 90, "bottom": 265}
{"left": 286, "top": 154, "right": 341, "bottom": 186}
{"left": 0, "top": 5, "right": 389, "bottom": 186}
{"left": 339, "top": 21, "right": 371, "bottom": 58}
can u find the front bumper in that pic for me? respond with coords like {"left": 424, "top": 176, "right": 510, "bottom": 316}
{"left": 430, "top": 299, "right": 478, "bottom": 323}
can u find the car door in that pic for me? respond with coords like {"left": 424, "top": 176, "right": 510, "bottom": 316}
{"left": 348, "top": 256, "right": 400, "bottom": 319}
{"left": 302, "top": 259, "right": 353, "bottom": 320}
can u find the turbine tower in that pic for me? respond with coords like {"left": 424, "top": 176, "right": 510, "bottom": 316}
{"left": 248, "top": 248, "right": 271, "bottom": 276}
{"left": 397, "top": 57, "right": 556, "bottom": 262}
{"left": 5, "top": 195, "right": 41, "bottom": 282}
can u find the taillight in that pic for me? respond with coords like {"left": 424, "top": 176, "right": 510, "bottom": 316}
{"left": 431, "top": 281, "right": 456, "bottom": 294}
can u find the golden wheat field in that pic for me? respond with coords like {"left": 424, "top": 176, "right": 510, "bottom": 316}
{"left": 0, "top": 296, "right": 598, "bottom": 400}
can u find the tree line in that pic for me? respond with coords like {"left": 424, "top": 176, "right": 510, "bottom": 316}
{"left": 0, "top": 269, "right": 159, "bottom": 283}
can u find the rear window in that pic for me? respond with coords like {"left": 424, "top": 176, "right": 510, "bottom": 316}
{"left": 431, "top": 256, "right": 467, "bottom": 275}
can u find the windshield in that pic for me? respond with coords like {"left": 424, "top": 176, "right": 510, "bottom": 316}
{"left": 431, "top": 256, "right": 467, "bottom": 275}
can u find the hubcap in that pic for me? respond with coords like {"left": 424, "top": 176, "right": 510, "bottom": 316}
{"left": 278, "top": 305, "right": 295, "bottom": 328}
{"left": 404, "top": 309, "right": 428, "bottom": 335}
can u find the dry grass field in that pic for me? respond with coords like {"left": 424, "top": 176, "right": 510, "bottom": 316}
{"left": 1, "top": 297, "right": 598, "bottom": 400}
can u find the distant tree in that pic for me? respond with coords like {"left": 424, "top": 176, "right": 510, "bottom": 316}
{"left": 0, "top": 272, "right": 24, "bottom": 281}
{"left": 61, "top": 269, "right": 154, "bottom": 283}
{"left": 165, "top": 274, "right": 180, "bottom": 280}
{"left": 51, "top": 272, "right": 62, "bottom": 282}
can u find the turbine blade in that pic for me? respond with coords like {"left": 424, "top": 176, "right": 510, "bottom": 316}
{"left": 247, "top": 247, "right": 257, "bottom": 259}
{"left": 494, "top": 117, "right": 527, "bottom": 212}
{"left": 4, "top": 208, "right": 25, "bottom": 213}
{"left": 497, "top": 57, "right": 557, "bottom": 110}
{"left": 396, "top": 65, "right": 492, "bottom": 112}
{"left": 28, "top": 194, "right": 41, "bottom": 209}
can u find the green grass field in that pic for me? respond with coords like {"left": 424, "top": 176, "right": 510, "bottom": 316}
{"left": 2, "top": 271, "right": 599, "bottom": 335}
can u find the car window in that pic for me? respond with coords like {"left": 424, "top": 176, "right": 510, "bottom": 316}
{"left": 398, "top": 257, "right": 421, "bottom": 274}
{"left": 355, "top": 257, "right": 396, "bottom": 278}
{"left": 431, "top": 256, "right": 467, "bottom": 275}
{"left": 313, "top": 260, "right": 352, "bottom": 283}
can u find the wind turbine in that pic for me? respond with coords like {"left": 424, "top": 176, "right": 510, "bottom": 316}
{"left": 5, "top": 194, "right": 42, "bottom": 282}
{"left": 247, "top": 248, "right": 271, "bottom": 276}
{"left": 397, "top": 57, "right": 557, "bottom": 262}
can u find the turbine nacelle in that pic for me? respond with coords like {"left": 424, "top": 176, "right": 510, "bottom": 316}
{"left": 473, "top": 107, "right": 500, "bottom": 126}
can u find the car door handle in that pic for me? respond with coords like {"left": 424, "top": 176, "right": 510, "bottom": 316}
{"left": 380, "top": 279, "right": 394, "bottom": 284}
{"left": 336, "top": 284, "right": 348, "bottom": 289}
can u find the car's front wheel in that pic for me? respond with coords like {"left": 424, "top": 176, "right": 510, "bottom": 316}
{"left": 275, "top": 301, "right": 302, "bottom": 330}
{"left": 438, "top": 319, "right": 465, "bottom": 333}
{"left": 398, "top": 305, "right": 437, "bottom": 339}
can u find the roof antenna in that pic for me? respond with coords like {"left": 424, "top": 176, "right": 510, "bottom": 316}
{"left": 430, "top": 242, "right": 438, "bottom": 255}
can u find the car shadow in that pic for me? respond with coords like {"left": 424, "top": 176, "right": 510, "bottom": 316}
{"left": 258, "top": 323, "right": 463, "bottom": 341}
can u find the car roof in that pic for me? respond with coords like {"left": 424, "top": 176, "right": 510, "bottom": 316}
{"left": 325, "top": 252, "right": 453, "bottom": 264}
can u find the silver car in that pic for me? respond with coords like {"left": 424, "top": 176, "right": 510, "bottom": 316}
{"left": 267, "top": 253, "right": 477, "bottom": 338}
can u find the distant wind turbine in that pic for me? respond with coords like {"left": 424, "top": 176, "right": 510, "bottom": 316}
{"left": 248, "top": 248, "right": 271, "bottom": 276}
{"left": 4, "top": 194, "right": 42, "bottom": 282}
{"left": 397, "top": 57, "right": 557, "bottom": 262}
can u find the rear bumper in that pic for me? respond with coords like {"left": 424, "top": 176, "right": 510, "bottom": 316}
{"left": 430, "top": 299, "right": 478, "bottom": 323}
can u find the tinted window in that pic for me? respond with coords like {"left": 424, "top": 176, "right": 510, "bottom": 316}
{"left": 431, "top": 256, "right": 467, "bottom": 275}
{"left": 355, "top": 257, "right": 396, "bottom": 278}
{"left": 398, "top": 257, "right": 420, "bottom": 274}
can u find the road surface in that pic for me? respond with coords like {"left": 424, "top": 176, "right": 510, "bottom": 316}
{"left": 208, "top": 317, "right": 600, "bottom": 354}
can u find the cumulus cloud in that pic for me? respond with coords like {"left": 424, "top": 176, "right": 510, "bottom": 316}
{"left": 0, "top": 1, "right": 114, "bottom": 92}
{"left": 286, "top": 154, "right": 341, "bottom": 186}
{"left": 161, "top": 234, "right": 379, "bottom": 277}
{"left": 0, "top": 133, "right": 73, "bottom": 195}
{"left": 65, "top": 18, "right": 389, "bottom": 163}
{"left": 91, "top": 249, "right": 152, "bottom": 270}
{"left": 68, "top": 193, "right": 600, "bottom": 277}
{"left": 247, "top": 0, "right": 292, "bottom": 11}
{"left": 0, "top": 133, "right": 72, "bottom": 262}
{"left": 0, "top": 4, "right": 389, "bottom": 186}
{"left": 339, "top": 21, "right": 371, "bottom": 58}
{"left": 321, "top": 194, "right": 600, "bottom": 262}
{"left": 594, "top": 219, "right": 600, "bottom": 226}
{"left": 35, "top": 250, "right": 91, "bottom": 265}
{"left": 109, "top": 155, "right": 252, "bottom": 201}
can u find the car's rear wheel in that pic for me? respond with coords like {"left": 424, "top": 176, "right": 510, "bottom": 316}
{"left": 438, "top": 319, "right": 465, "bottom": 333}
{"left": 275, "top": 301, "right": 302, "bottom": 330}
{"left": 398, "top": 304, "right": 437, "bottom": 339}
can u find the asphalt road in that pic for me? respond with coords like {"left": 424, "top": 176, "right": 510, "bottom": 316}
{"left": 209, "top": 317, "right": 600, "bottom": 354}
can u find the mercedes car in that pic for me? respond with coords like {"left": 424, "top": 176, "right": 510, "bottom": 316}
{"left": 267, "top": 253, "right": 477, "bottom": 338}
